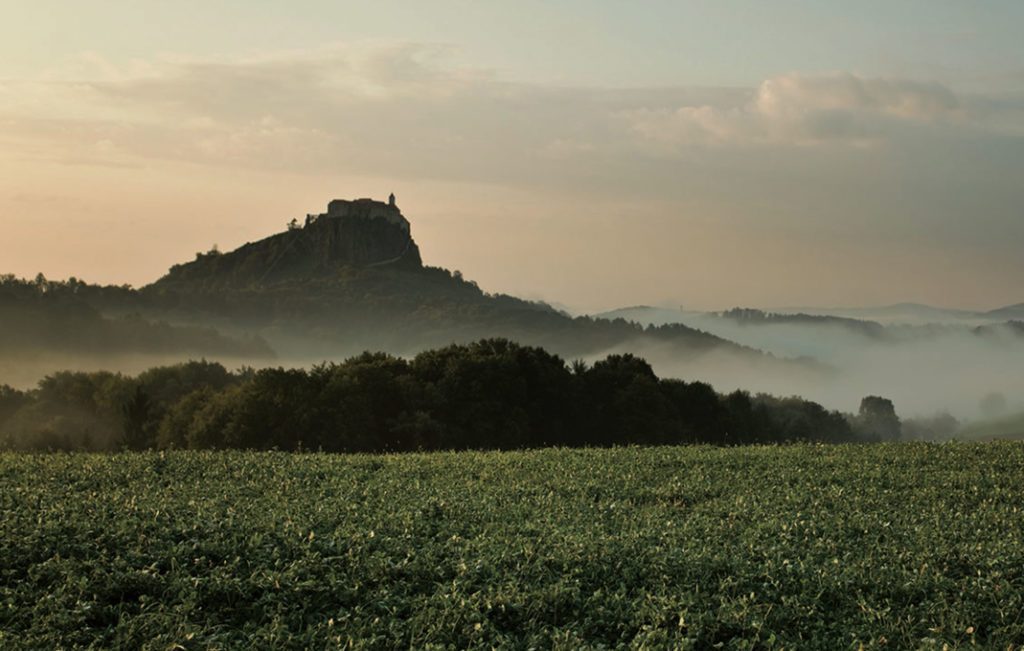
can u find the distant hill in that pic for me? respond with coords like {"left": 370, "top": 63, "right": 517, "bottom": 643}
{"left": 987, "top": 303, "right": 1024, "bottom": 321}
{"left": 716, "top": 308, "right": 887, "bottom": 338}
{"left": 594, "top": 306, "right": 705, "bottom": 327}
{"left": 595, "top": 304, "right": 1024, "bottom": 345}
{"left": 0, "top": 276, "right": 273, "bottom": 359}
{"left": 28, "top": 197, "right": 816, "bottom": 380}
{"left": 594, "top": 305, "right": 900, "bottom": 339}
{"left": 0, "top": 195, "right": 831, "bottom": 386}
{"left": 768, "top": 303, "right": 983, "bottom": 326}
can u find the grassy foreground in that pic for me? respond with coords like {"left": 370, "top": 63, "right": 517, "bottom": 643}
{"left": 2, "top": 445, "right": 1023, "bottom": 649}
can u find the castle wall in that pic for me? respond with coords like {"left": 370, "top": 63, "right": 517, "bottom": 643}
{"left": 326, "top": 199, "right": 409, "bottom": 232}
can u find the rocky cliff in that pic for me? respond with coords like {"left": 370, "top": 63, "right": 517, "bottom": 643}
{"left": 154, "top": 199, "right": 422, "bottom": 289}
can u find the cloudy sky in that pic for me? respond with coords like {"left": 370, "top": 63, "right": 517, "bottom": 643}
{"left": 2, "top": 1, "right": 1023, "bottom": 311}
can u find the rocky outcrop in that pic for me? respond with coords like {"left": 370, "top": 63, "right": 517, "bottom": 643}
{"left": 303, "top": 202, "right": 420, "bottom": 268}
{"left": 154, "top": 199, "right": 422, "bottom": 289}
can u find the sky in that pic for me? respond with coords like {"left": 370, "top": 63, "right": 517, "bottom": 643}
{"left": 1, "top": 1, "right": 1023, "bottom": 312}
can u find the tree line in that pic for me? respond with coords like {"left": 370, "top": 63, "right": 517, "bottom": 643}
{"left": 0, "top": 274, "right": 272, "bottom": 358}
{"left": 0, "top": 339, "right": 902, "bottom": 452}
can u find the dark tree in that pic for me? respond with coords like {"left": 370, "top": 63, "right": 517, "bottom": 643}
{"left": 121, "top": 385, "right": 152, "bottom": 451}
{"left": 857, "top": 395, "right": 901, "bottom": 441}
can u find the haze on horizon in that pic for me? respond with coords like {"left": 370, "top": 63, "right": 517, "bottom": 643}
{"left": 2, "top": 1, "right": 1023, "bottom": 313}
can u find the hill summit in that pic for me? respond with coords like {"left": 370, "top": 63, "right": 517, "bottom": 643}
{"left": 155, "top": 196, "right": 422, "bottom": 288}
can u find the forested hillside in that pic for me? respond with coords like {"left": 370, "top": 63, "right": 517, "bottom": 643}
{"left": 0, "top": 275, "right": 273, "bottom": 359}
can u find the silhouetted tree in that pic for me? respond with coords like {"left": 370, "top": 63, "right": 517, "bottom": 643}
{"left": 856, "top": 395, "right": 901, "bottom": 441}
{"left": 581, "top": 354, "right": 671, "bottom": 445}
{"left": 661, "top": 380, "right": 725, "bottom": 443}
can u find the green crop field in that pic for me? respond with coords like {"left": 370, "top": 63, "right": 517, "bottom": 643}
{"left": 2, "top": 444, "right": 1023, "bottom": 649}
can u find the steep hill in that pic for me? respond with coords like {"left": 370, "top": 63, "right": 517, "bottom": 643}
{"left": 0, "top": 198, "right": 828, "bottom": 389}
{"left": 129, "top": 198, "right": 822, "bottom": 375}
{"left": 155, "top": 198, "right": 421, "bottom": 290}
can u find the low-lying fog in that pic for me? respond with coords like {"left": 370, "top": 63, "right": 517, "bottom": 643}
{"left": 590, "top": 306, "right": 1024, "bottom": 421}
{"left": 0, "top": 354, "right": 264, "bottom": 391}
{"left": 4, "top": 304, "right": 1021, "bottom": 427}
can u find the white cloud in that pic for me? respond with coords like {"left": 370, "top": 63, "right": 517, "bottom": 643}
{"left": 629, "top": 72, "right": 968, "bottom": 147}
{"left": 0, "top": 47, "right": 1021, "bottom": 182}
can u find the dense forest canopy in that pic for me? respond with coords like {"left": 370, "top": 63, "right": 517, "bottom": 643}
{"left": 1, "top": 339, "right": 914, "bottom": 453}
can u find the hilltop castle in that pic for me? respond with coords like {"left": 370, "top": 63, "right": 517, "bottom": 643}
{"left": 305, "top": 195, "right": 409, "bottom": 233}
{"left": 159, "top": 195, "right": 422, "bottom": 288}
